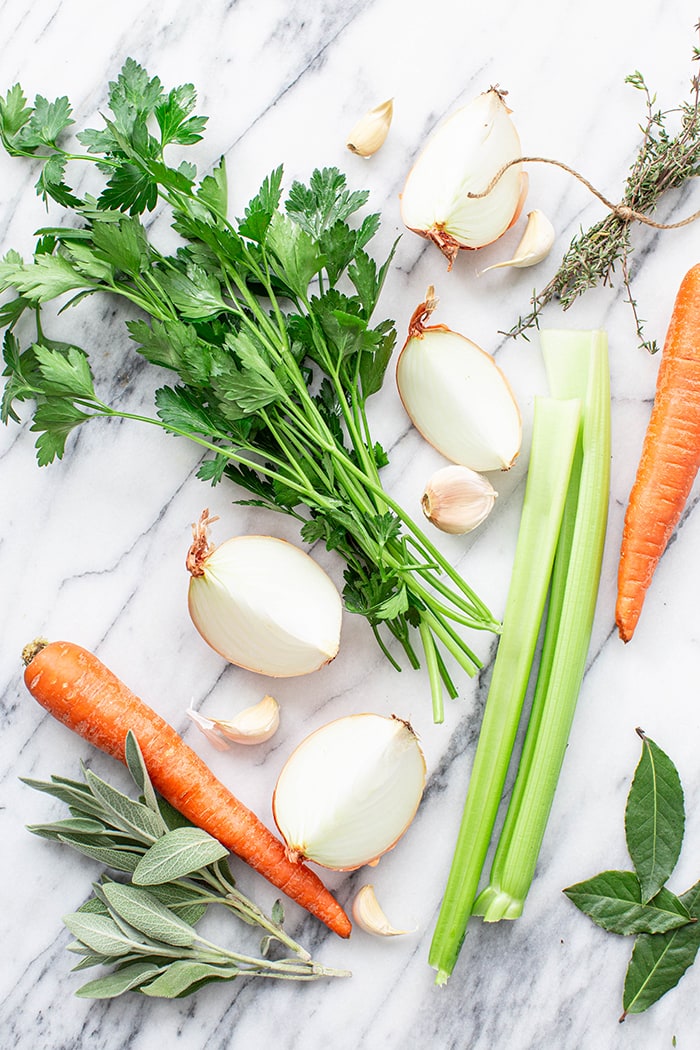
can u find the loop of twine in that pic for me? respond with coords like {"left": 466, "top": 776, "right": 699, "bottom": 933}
{"left": 468, "top": 156, "right": 700, "bottom": 230}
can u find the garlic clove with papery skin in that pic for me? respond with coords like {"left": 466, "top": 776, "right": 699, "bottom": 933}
{"left": 396, "top": 289, "right": 522, "bottom": 472}
{"left": 352, "top": 885, "right": 415, "bottom": 937}
{"left": 480, "top": 209, "right": 555, "bottom": 273}
{"left": 272, "top": 713, "right": 426, "bottom": 871}
{"left": 346, "top": 99, "right": 394, "bottom": 157}
{"left": 187, "top": 695, "right": 280, "bottom": 748}
{"left": 422, "top": 464, "right": 497, "bottom": 534}
{"left": 400, "top": 87, "right": 527, "bottom": 268}
{"left": 187, "top": 511, "right": 342, "bottom": 678}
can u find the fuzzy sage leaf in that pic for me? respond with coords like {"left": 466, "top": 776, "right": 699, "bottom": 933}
{"left": 74, "top": 961, "right": 165, "bottom": 999}
{"left": 25, "top": 732, "right": 349, "bottom": 997}
{"left": 101, "top": 882, "right": 198, "bottom": 947}
{"left": 131, "top": 826, "right": 229, "bottom": 885}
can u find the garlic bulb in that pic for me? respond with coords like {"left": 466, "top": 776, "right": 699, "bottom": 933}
{"left": 400, "top": 88, "right": 527, "bottom": 268}
{"left": 480, "top": 209, "right": 555, "bottom": 273}
{"left": 272, "top": 713, "right": 426, "bottom": 871}
{"left": 187, "top": 695, "right": 280, "bottom": 748}
{"left": 187, "top": 511, "right": 342, "bottom": 677}
{"left": 422, "top": 464, "right": 497, "bottom": 534}
{"left": 396, "top": 289, "right": 522, "bottom": 471}
{"left": 352, "top": 884, "right": 413, "bottom": 937}
{"left": 346, "top": 99, "right": 394, "bottom": 157}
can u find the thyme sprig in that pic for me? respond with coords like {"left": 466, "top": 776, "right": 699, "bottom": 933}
{"left": 508, "top": 30, "right": 700, "bottom": 353}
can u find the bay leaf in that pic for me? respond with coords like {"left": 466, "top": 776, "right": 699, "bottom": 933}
{"left": 622, "top": 880, "right": 700, "bottom": 1017}
{"left": 625, "top": 734, "right": 685, "bottom": 902}
{"left": 563, "top": 870, "right": 692, "bottom": 935}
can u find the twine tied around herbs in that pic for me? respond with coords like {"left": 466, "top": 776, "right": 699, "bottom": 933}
{"left": 468, "top": 156, "right": 700, "bottom": 231}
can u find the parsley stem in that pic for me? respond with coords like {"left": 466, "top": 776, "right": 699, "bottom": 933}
{"left": 419, "top": 618, "right": 445, "bottom": 724}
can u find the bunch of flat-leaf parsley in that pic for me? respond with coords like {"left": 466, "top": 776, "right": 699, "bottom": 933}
{"left": 0, "top": 59, "right": 499, "bottom": 720}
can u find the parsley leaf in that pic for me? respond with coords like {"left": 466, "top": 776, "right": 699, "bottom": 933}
{"left": 155, "top": 384, "right": 222, "bottom": 438}
{"left": 266, "top": 212, "right": 323, "bottom": 298}
{"left": 16, "top": 94, "right": 74, "bottom": 149}
{"left": 99, "top": 161, "right": 159, "bottom": 215}
{"left": 286, "top": 167, "right": 369, "bottom": 239}
{"left": 31, "top": 399, "right": 91, "bottom": 465}
{"left": 34, "top": 154, "right": 82, "bottom": 209}
{"left": 158, "top": 263, "right": 226, "bottom": 319}
{"left": 33, "top": 343, "right": 96, "bottom": 400}
{"left": 0, "top": 253, "right": 85, "bottom": 302}
{"left": 197, "top": 157, "right": 228, "bottom": 217}
{"left": 0, "top": 84, "right": 33, "bottom": 146}
{"left": 155, "top": 84, "right": 207, "bottom": 146}
{"left": 91, "top": 216, "right": 150, "bottom": 275}
{"left": 238, "top": 167, "right": 284, "bottom": 243}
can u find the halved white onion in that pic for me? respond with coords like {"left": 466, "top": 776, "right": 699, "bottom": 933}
{"left": 272, "top": 713, "right": 426, "bottom": 871}
{"left": 400, "top": 88, "right": 527, "bottom": 268}
{"left": 187, "top": 512, "right": 342, "bottom": 677}
{"left": 396, "top": 289, "right": 521, "bottom": 471}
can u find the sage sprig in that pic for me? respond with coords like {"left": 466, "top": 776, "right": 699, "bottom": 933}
{"left": 23, "top": 730, "right": 349, "bottom": 998}
{"left": 563, "top": 729, "right": 700, "bottom": 1019}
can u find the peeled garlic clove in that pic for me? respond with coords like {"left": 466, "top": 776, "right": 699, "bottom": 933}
{"left": 187, "top": 511, "right": 342, "bottom": 678}
{"left": 272, "top": 713, "right": 426, "bottom": 871}
{"left": 396, "top": 289, "right": 522, "bottom": 471}
{"left": 480, "top": 209, "right": 555, "bottom": 273}
{"left": 422, "top": 464, "right": 497, "bottom": 534}
{"left": 400, "top": 88, "right": 526, "bottom": 268}
{"left": 212, "top": 694, "right": 280, "bottom": 745}
{"left": 352, "top": 885, "right": 413, "bottom": 936}
{"left": 346, "top": 98, "right": 394, "bottom": 157}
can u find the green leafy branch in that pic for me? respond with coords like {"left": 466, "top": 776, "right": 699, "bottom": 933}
{"left": 563, "top": 730, "right": 700, "bottom": 1019}
{"left": 0, "top": 58, "right": 501, "bottom": 721}
{"left": 24, "top": 731, "right": 349, "bottom": 998}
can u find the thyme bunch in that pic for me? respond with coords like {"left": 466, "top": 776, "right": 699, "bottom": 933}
{"left": 509, "top": 30, "right": 700, "bottom": 352}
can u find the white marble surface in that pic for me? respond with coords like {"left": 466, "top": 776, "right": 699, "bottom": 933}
{"left": 2, "top": 0, "right": 700, "bottom": 1047}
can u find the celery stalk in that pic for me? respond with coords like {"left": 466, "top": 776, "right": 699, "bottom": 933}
{"left": 428, "top": 396, "right": 582, "bottom": 985}
{"left": 474, "top": 329, "right": 610, "bottom": 922}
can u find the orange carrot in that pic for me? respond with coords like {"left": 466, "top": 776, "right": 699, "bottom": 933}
{"left": 22, "top": 639, "right": 351, "bottom": 938}
{"left": 616, "top": 262, "right": 700, "bottom": 642}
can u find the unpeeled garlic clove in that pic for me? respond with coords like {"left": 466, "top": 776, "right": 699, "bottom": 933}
{"left": 187, "top": 694, "right": 281, "bottom": 748}
{"left": 422, "top": 464, "right": 497, "bottom": 534}
{"left": 480, "top": 209, "right": 555, "bottom": 273}
{"left": 346, "top": 99, "right": 394, "bottom": 157}
{"left": 352, "top": 884, "right": 414, "bottom": 937}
